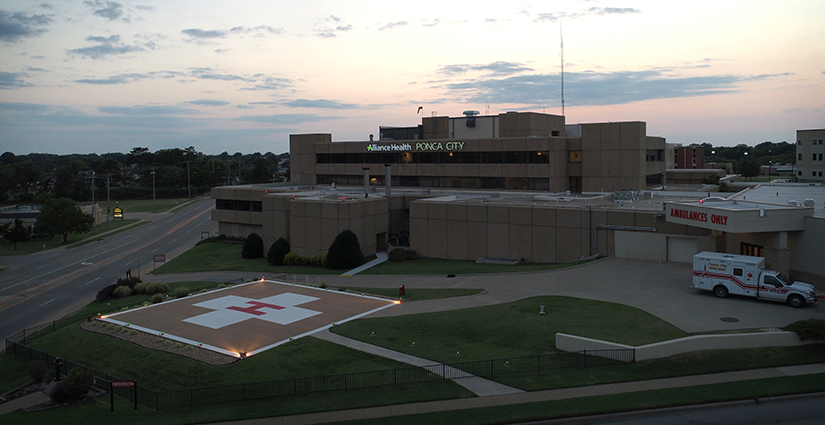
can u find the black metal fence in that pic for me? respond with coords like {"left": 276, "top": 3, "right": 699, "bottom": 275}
{"left": 5, "top": 318, "right": 634, "bottom": 411}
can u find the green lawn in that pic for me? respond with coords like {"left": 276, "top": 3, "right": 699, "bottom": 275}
{"left": 362, "top": 257, "right": 598, "bottom": 275}
{"left": 331, "top": 296, "right": 688, "bottom": 364}
{"left": 107, "top": 198, "right": 199, "bottom": 214}
{"left": 152, "top": 241, "right": 341, "bottom": 275}
{"left": 152, "top": 240, "right": 597, "bottom": 276}
{"left": 343, "top": 287, "right": 485, "bottom": 302}
{"left": 0, "top": 219, "right": 141, "bottom": 255}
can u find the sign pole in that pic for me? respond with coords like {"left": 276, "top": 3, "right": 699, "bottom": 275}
{"left": 134, "top": 381, "right": 137, "bottom": 410}
{"left": 110, "top": 382, "right": 114, "bottom": 412}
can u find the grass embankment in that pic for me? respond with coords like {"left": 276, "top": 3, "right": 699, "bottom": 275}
{"left": 0, "top": 219, "right": 140, "bottom": 255}
{"left": 343, "top": 287, "right": 485, "bottom": 302}
{"left": 153, "top": 240, "right": 597, "bottom": 276}
{"left": 109, "top": 198, "right": 199, "bottom": 214}
{"left": 332, "top": 296, "right": 688, "bottom": 363}
{"left": 362, "top": 257, "right": 597, "bottom": 275}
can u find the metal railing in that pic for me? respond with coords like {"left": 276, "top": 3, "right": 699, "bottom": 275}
{"left": 5, "top": 318, "right": 634, "bottom": 411}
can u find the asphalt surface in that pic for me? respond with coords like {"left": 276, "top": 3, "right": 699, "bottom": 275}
{"left": 149, "top": 258, "right": 825, "bottom": 334}
{"left": 0, "top": 198, "right": 216, "bottom": 342}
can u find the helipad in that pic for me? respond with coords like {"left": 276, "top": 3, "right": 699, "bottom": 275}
{"left": 99, "top": 279, "right": 398, "bottom": 358}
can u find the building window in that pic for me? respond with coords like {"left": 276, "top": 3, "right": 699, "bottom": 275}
{"left": 741, "top": 242, "right": 764, "bottom": 257}
{"left": 798, "top": 140, "right": 802, "bottom": 145}
{"left": 798, "top": 153, "right": 803, "bottom": 161}
{"left": 813, "top": 154, "right": 817, "bottom": 161}
{"left": 798, "top": 171, "right": 802, "bottom": 176}
{"left": 569, "top": 151, "right": 582, "bottom": 163}
{"left": 819, "top": 154, "right": 823, "bottom": 161}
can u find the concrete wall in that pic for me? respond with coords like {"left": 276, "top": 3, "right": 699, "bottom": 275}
{"left": 410, "top": 201, "right": 704, "bottom": 263}
{"left": 556, "top": 331, "right": 807, "bottom": 362}
{"left": 579, "top": 121, "right": 665, "bottom": 192}
{"left": 614, "top": 230, "right": 714, "bottom": 262}
{"left": 288, "top": 196, "right": 388, "bottom": 258}
{"left": 789, "top": 216, "right": 825, "bottom": 289}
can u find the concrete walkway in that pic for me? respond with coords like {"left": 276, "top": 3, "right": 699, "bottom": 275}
{"left": 0, "top": 391, "right": 50, "bottom": 416}
{"left": 209, "top": 363, "right": 825, "bottom": 425}
{"left": 313, "top": 330, "right": 523, "bottom": 397}
{"left": 340, "top": 252, "right": 388, "bottom": 276}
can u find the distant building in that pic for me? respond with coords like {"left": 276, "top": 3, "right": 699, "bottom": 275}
{"left": 796, "top": 129, "right": 825, "bottom": 182}
{"left": 674, "top": 145, "right": 704, "bottom": 169}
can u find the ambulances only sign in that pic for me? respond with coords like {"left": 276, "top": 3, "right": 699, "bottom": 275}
{"left": 669, "top": 208, "right": 728, "bottom": 226}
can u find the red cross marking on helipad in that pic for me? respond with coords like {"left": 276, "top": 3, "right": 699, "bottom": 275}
{"left": 227, "top": 301, "right": 285, "bottom": 316}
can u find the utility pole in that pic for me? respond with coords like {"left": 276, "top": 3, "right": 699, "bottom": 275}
{"left": 106, "top": 173, "right": 111, "bottom": 229}
{"left": 187, "top": 160, "right": 191, "bottom": 198}
{"left": 151, "top": 166, "right": 157, "bottom": 213}
{"left": 86, "top": 172, "right": 99, "bottom": 233}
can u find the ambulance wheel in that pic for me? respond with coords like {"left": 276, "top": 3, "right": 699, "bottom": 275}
{"left": 713, "top": 286, "right": 728, "bottom": 298}
{"left": 787, "top": 295, "right": 804, "bottom": 308}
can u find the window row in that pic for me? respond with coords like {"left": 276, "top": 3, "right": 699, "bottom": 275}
{"left": 316, "top": 174, "right": 552, "bottom": 191}
{"left": 796, "top": 171, "right": 824, "bottom": 177}
{"left": 317, "top": 151, "right": 551, "bottom": 165}
{"left": 216, "top": 199, "right": 263, "bottom": 212}
{"left": 799, "top": 139, "right": 824, "bottom": 145}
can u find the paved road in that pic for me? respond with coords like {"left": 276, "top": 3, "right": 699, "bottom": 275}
{"left": 551, "top": 393, "right": 825, "bottom": 425}
{"left": 0, "top": 199, "right": 215, "bottom": 342}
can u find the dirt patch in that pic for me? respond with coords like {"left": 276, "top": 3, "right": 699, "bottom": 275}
{"left": 81, "top": 320, "right": 237, "bottom": 366}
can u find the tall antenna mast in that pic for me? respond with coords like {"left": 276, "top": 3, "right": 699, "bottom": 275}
{"left": 560, "top": 21, "right": 565, "bottom": 116}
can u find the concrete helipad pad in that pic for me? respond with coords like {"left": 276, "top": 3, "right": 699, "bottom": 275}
{"left": 100, "top": 279, "right": 398, "bottom": 358}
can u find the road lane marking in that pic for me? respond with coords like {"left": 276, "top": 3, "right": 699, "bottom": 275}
{"left": 40, "top": 298, "right": 55, "bottom": 307}
{"left": 151, "top": 249, "right": 157, "bottom": 252}
{"left": 37, "top": 265, "right": 48, "bottom": 269}
{"left": 124, "top": 261, "right": 132, "bottom": 266}
{"left": 84, "top": 277, "right": 101, "bottom": 286}
{"left": 1, "top": 238, "right": 141, "bottom": 293}
{"left": 171, "top": 239, "right": 177, "bottom": 243}
{"left": 81, "top": 262, "right": 93, "bottom": 266}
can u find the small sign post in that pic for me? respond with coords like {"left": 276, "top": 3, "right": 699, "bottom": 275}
{"left": 153, "top": 254, "right": 165, "bottom": 270}
{"left": 111, "top": 380, "right": 137, "bottom": 411}
{"left": 113, "top": 207, "right": 124, "bottom": 220}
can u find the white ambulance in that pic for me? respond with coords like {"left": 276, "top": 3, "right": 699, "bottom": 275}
{"left": 692, "top": 251, "right": 818, "bottom": 308}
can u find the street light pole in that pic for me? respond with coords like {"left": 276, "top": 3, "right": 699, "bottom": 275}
{"left": 151, "top": 166, "right": 157, "bottom": 213}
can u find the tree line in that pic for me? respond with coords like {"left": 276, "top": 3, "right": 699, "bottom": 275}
{"left": 0, "top": 148, "right": 289, "bottom": 203}
{"left": 699, "top": 140, "right": 796, "bottom": 179}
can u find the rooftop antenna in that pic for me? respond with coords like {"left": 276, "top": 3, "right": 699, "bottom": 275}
{"left": 560, "top": 21, "right": 565, "bottom": 117}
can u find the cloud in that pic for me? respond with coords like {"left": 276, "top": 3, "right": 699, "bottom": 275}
{"left": 184, "top": 99, "right": 230, "bottom": 106}
{"left": 314, "top": 16, "right": 352, "bottom": 38}
{"left": 182, "top": 28, "right": 226, "bottom": 39}
{"left": 241, "top": 76, "right": 293, "bottom": 91}
{"left": 281, "top": 99, "right": 358, "bottom": 109}
{"left": 75, "top": 73, "right": 150, "bottom": 84}
{"left": 422, "top": 19, "right": 440, "bottom": 27}
{"left": 24, "top": 66, "right": 47, "bottom": 72}
{"left": 234, "top": 114, "right": 342, "bottom": 124}
{"left": 535, "top": 7, "right": 641, "bottom": 22}
{"left": 83, "top": 1, "right": 124, "bottom": 21}
{"left": 98, "top": 105, "right": 199, "bottom": 115}
{"left": 67, "top": 34, "right": 143, "bottom": 59}
{"left": 438, "top": 61, "right": 533, "bottom": 77}
{"left": 439, "top": 69, "right": 784, "bottom": 107}
{"left": 0, "top": 10, "right": 52, "bottom": 42}
{"left": 183, "top": 26, "right": 283, "bottom": 41}
{"left": 236, "top": 104, "right": 254, "bottom": 109}
{"left": 0, "top": 72, "right": 34, "bottom": 89}
{"left": 189, "top": 67, "right": 247, "bottom": 81}
{"left": 379, "top": 21, "right": 407, "bottom": 31}
{"left": 135, "top": 5, "right": 153, "bottom": 11}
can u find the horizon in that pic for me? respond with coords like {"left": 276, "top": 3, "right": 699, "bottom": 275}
{"left": 1, "top": 0, "right": 823, "bottom": 156}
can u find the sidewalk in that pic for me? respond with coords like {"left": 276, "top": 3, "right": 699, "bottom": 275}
{"left": 0, "top": 391, "right": 50, "bottom": 416}
{"left": 211, "top": 363, "right": 825, "bottom": 425}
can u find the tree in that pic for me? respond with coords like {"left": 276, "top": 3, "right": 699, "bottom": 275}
{"left": 735, "top": 156, "right": 760, "bottom": 180}
{"left": 36, "top": 198, "right": 94, "bottom": 242}
{"left": 267, "top": 237, "right": 290, "bottom": 265}
{"left": 327, "top": 229, "right": 363, "bottom": 270}
{"left": 242, "top": 233, "right": 264, "bottom": 259}
{"left": 0, "top": 218, "right": 30, "bottom": 250}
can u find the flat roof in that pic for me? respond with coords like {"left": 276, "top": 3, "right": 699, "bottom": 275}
{"left": 732, "top": 183, "right": 825, "bottom": 218}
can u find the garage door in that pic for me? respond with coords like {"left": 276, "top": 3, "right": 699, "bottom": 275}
{"left": 667, "top": 237, "right": 697, "bottom": 263}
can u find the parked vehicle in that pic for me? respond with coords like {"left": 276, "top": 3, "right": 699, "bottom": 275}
{"left": 692, "top": 251, "right": 817, "bottom": 308}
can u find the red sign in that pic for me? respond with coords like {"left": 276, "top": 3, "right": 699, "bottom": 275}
{"left": 670, "top": 208, "right": 728, "bottom": 226}
{"left": 112, "top": 381, "right": 135, "bottom": 388}
{"left": 153, "top": 254, "right": 166, "bottom": 263}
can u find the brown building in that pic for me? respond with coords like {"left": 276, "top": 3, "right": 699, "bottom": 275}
{"left": 796, "top": 129, "right": 825, "bottom": 182}
{"left": 675, "top": 145, "right": 704, "bottom": 169}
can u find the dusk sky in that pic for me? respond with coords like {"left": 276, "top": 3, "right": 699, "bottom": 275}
{"left": 1, "top": 0, "right": 823, "bottom": 156}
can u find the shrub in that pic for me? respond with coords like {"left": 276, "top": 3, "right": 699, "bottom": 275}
{"left": 196, "top": 235, "right": 224, "bottom": 246}
{"left": 389, "top": 248, "right": 418, "bottom": 262}
{"left": 116, "top": 276, "right": 142, "bottom": 289}
{"left": 327, "top": 229, "right": 363, "bottom": 270}
{"left": 784, "top": 319, "right": 825, "bottom": 341}
{"left": 283, "top": 252, "right": 298, "bottom": 266}
{"left": 242, "top": 233, "right": 264, "bottom": 259}
{"left": 310, "top": 254, "right": 327, "bottom": 267}
{"left": 298, "top": 255, "right": 311, "bottom": 266}
{"left": 173, "top": 286, "right": 190, "bottom": 299}
{"left": 95, "top": 284, "right": 117, "bottom": 303}
{"left": 144, "top": 282, "right": 169, "bottom": 295}
{"left": 133, "top": 282, "right": 148, "bottom": 294}
{"left": 62, "top": 367, "right": 93, "bottom": 401}
{"left": 29, "top": 361, "right": 48, "bottom": 383}
{"left": 217, "top": 283, "right": 227, "bottom": 289}
{"left": 151, "top": 293, "right": 165, "bottom": 304}
{"left": 267, "top": 237, "right": 291, "bottom": 265}
{"left": 112, "top": 285, "right": 132, "bottom": 298}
